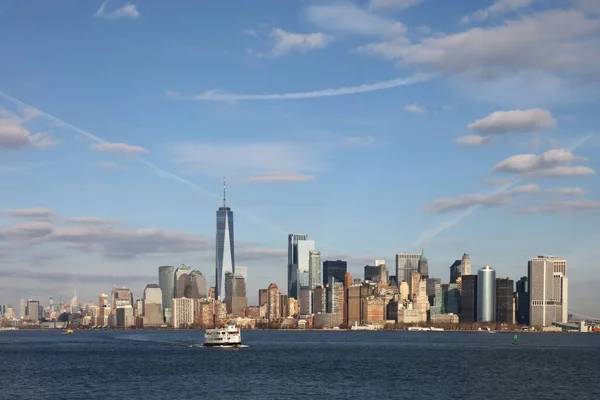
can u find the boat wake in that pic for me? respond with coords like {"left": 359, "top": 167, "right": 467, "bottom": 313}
{"left": 191, "top": 344, "right": 249, "bottom": 349}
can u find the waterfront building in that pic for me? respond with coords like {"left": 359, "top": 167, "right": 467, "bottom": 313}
{"left": 460, "top": 275, "right": 478, "bottom": 323}
{"left": 477, "top": 266, "right": 496, "bottom": 322}
{"left": 172, "top": 297, "right": 194, "bottom": 328}
{"left": 431, "top": 313, "right": 459, "bottom": 324}
{"left": 362, "top": 297, "right": 386, "bottom": 324}
{"left": 308, "top": 250, "right": 321, "bottom": 290}
{"left": 495, "top": 278, "right": 514, "bottom": 324}
{"left": 279, "top": 294, "right": 289, "bottom": 317}
{"left": 323, "top": 260, "right": 347, "bottom": 286}
{"left": 528, "top": 255, "right": 568, "bottom": 327}
{"left": 216, "top": 180, "right": 235, "bottom": 300}
{"left": 313, "top": 286, "right": 327, "bottom": 314}
{"left": 142, "top": 284, "right": 163, "bottom": 327}
{"left": 395, "top": 253, "right": 421, "bottom": 284}
{"left": 174, "top": 264, "right": 191, "bottom": 299}
{"left": 515, "top": 276, "right": 529, "bottom": 325}
{"left": 267, "top": 283, "right": 281, "bottom": 321}
{"left": 116, "top": 305, "right": 134, "bottom": 328}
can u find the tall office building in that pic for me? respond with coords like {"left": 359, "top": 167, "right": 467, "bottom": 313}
{"left": 450, "top": 253, "right": 471, "bottom": 284}
{"left": 495, "top": 278, "right": 514, "bottom": 324}
{"left": 225, "top": 272, "right": 247, "bottom": 316}
{"left": 216, "top": 179, "right": 235, "bottom": 300}
{"left": 460, "top": 275, "right": 478, "bottom": 323}
{"left": 287, "top": 234, "right": 315, "bottom": 299}
{"left": 323, "top": 260, "right": 347, "bottom": 286}
{"left": 477, "top": 266, "right": 496, "bottom": 322}
{"left": 185, "top": 270, "right": 207, "bottom": 299}
{"left": 158, "top": 266, "right": 175, "bottom": 317}
{"left": 418, "top": 249, "right": 429, "bottom": 279}
{"left": 142, "top": 284, "right": 163, "bottom": 327}
{"left": 174, "top": 264, "right": 191, "bottom": 298}
{"left": 364, "top": 265, "right": 380, "bottom": 282}
{"left": 396, "top": 253, "right": 421, "bottom": 284}
{"left": 515, "top": 276, "right": 529, "bottom": 325}
{"left": 308, "top": 250, "right": 321, "bottom": 290}
{"left": 26, "top": 300, "right": 40, "bottom": 322}
{"left": 528, "top": 255, "right": 568, "bottom": 327}
{"left": 267, "top": 283, "right": 281, "bottom": 321}
{"left": 172, "top": 297, "right": 194, "bottom": 328}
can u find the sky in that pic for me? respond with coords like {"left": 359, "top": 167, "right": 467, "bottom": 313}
{"left": 0, "top": 0, "right": 599, "bottom": 316}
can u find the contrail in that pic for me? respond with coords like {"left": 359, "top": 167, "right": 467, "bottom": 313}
{"left": 170, "top": 72, "right": 438, "bottom": 102}
{"left": 0, "top": 91, "right": 350, "bottom": 253}
{"left": 408, "top": 134, "right": 594, "bottom": 249}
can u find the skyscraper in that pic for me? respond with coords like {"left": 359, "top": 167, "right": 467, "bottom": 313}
{"left": 287, "top": 233, "right": 314, "bottom": 299}
{"left": 308, "top": 250, "right": 321, "bottom": 290}
{"left": 323, "top": 260, "right": 347, "bottom": 286}
{"left": 450, "top": 253, "right": 471, "bottom": 283}
{"left": 495, "top": 278, "right": 514, "bottom": 324}
{"left": 225, "top": 272, "right": 247, "bottom": 316}
{"left": 216, "top": 179, "right": 235, "bottom": 300}
{"left": 515, "top": 276, "right": 529, "bottom": 325}
{"left": 528, "top": 255, "right": 568, "bottom": 327}
{"left": 185, "top": 270, "right": 207, "bottom": 299}
{"left": 174, "top": 264, "right": 191, "bottom": 298}
{"left": 460, "top": 275, "right": 478, "bottom": 323}
{"left": 477, "top": 265, "right": 496, "bottom": 322}
{"left": 395, "top": 253, "right": 421, "bottom": 284}
{"left": 158, "top": 265, "right": 175, "bottom": 317}
{"left": 418, "top": 249, "right": 429, "bottom": 279}
{"left": 143, "top": 284, "right": 163, "bottom": 327}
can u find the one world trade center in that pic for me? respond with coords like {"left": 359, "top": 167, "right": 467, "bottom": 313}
{"left": 215, "top": 179, "right": 235, "bottom": 300}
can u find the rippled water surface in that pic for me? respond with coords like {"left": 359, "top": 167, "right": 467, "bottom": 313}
{"left": 1, "top": 330, "right": 599, "bottom": 399}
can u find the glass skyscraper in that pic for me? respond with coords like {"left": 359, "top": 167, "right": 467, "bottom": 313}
{"left": 216, "top": 181, "right": 235, "bottom": 300}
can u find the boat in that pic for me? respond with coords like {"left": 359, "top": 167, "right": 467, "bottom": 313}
{"left": 65, "top": 329, "right": 74, "bottom": 334}
{"left": 203, "top": 324, "right": 241, "bottom": 347}
{"left": 350, "top": 322, "right": 381, "bottom": 331}
{"left": 430, "top": 327, "right": 444, "bottom": 332}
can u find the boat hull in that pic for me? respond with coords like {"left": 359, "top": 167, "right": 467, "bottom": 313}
{"left": 203, "top": 341, "right": 242, "bottom": 347}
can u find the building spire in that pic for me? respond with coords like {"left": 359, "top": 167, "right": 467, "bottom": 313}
{"left": 222, "top": 176, "right": 227, "bottom": 207}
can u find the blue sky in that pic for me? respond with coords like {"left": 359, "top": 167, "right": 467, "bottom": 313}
{"left": 1, "top": 0, "right": 599, "bottom": 316}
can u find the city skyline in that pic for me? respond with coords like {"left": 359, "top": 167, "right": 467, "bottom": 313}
{"left": 1, "top": 0, "right": 599, "bottom": 315}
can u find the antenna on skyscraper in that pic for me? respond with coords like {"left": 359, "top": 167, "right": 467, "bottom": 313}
{"left": 222, "top": 176, "right": 227, "bottom": 207}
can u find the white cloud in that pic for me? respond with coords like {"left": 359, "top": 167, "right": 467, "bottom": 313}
{"left": 270, "top": 28, "right": 332, "bottom": 57}
{"left": 493, "top": 148, "right": 595, "bottom": 178}
{"left": 468, "top": 109, "right": 557, "bottom": 134}
{"left": 95, "top": 1, "right": 140, "bottom": 20}
{"left": 171, "top": 72, "right": 435, "bottom": 102}
{"left": 306, "top": 1, "right": 401, "bottom": 36}
{"left": 345, "top": 135, "right": 375, "bottom": 146}
{"left": 403, "top": 103, "right": 426, "bottom": 113}
{"left": 548, "top": 187, "right": 585, "bottom": 196}
{"left": 0, "top": 109, "right": 57, "bottom": 150}
{"left": 172, "top": 141, "right": 326, "bottom": 180}
{"left": 573, "top": 0, "right": 600, "bottom": 14}
{"left": 368, "top": 0, "right": 422, "bottom": 12}
{"left": 91, "top": 142, "right": 148, "bottom": 155}
{"left": 423, "top": 193, "right": 511, "bottom": 213}
{"left": 455, "top": 135, "right": 493, "bottom": 146}
{"left": 359, "top": 9, "right": 600, "bottom": 82}
{"left": 517, "top": 200, "right": 600, "bottom": 214}
{"left": 3, "top": 208, "right": 57, "bottom": 218}
{"left": 415, "top": 25, "right": 432, "bottom": 35}
{"left": 462, "top": 0, "right": 536, "bottom": 24}
{"left": 243, "top": 29, "right": 258, "bottom": 38}
{"left": 510, "top": 183, "right": 540, "bottom": 194}
{"left": 245, "top": 172, "right": 316, "bottom": 183}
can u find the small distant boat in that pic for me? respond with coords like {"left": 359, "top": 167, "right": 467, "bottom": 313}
{"left": 65, "top": 329, "right": 74, "bottom": 334}
{"left": 203, "top": 324, "right": 241, "bottom": 347}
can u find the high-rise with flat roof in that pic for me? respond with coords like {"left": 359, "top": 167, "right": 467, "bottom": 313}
{"left": 287, "top": 234, "right": 314, "bottom": 299}
{"left": 158, "top": 266, "right": 174, "bottom": 318}
{"left": 143, "top": 284, "right": 163, "bottom": 327}
{"left": 528, "top": 255, "right": 568, "bottom": 327}
{"left": 309, "top": 250, "right": 321, "bottom": 290}
{"left": 516, "top": 276, "right": 529, "bottom": 325}
{"left": 323, "top": 260, "right": 347, "bottom": 286}
{"left": 460, "top": 275, "right": 478, "bottom": 323}
{"left": 495, "top": 278, "right": 514, "bottom": 324}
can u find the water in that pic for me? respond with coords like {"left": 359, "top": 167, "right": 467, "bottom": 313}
{"left": 1, "top": 330, "right": 599, "bottom": 399}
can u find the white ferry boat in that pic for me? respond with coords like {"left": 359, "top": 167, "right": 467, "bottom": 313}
{"left": 350, "top": 322, "right": 382, "bottom": 331}
{"left": 203, "top": 324, "right": 242, "bottom": 347}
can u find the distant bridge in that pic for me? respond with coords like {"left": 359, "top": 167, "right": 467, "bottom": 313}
{"left": 568, "top": 311, "right": 600, "bottom": 321}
